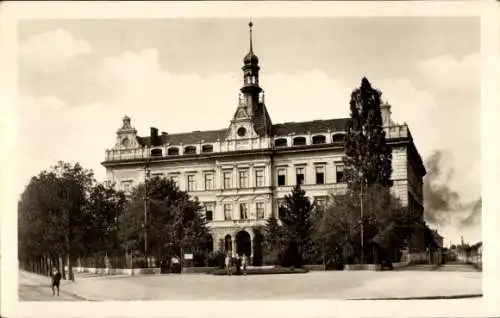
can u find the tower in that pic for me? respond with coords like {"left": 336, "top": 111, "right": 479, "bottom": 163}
{"left": 240, "top": 21, "right": 262, "bottom": 116}
{"left": 228, "top": 21, "right": 272, "bottom": 142}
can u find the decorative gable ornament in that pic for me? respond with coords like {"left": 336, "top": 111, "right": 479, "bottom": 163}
{"left": 235, "top": 107, "right": 249, "bottom": 119}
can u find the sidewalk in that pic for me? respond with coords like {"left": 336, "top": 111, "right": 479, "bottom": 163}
{"left": 18, "top": 270, "right": 87, "bottom": 301}
{"left": 338, "top": 271, "right": 482, "bottom": 300}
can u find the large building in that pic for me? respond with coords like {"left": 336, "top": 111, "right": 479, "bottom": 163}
{"left": 102, "top": 22, "right": 426, "bottom": 260}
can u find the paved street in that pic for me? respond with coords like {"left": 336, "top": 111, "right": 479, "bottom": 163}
{"left": 19, "top": 263, "right": 482, "bottom": 301}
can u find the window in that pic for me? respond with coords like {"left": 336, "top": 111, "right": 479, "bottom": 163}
{"left": 240, "top": 203, "right": 248, "bottom": 220}
{"left": 277, "top": 169, "right": 286, "bottom": 186}
{"left": 274, "top": 138, "right": 288, "bottom": 147}
{"left": 204, "top": 173, "right": 214, "bottom": 190}
{"left": 293, "top": 137, "right": 306, "bottom": 146}
{"left": 167, "top": 147, "right": 179, "bottom": 156}
{"left": 151, "top": 148, "right": 163, "bottom": 157}
{"left": 239, "top": 170, "right": 249, "bottom": 188}
{"left": 223, "top": 171, "right": 232, "bottom": 189}
{"left": 332, "top": 133, "right": 345, "bottom": 143}
{"left": 255, "top": 169, "right": 264, "bottom": 187}
{"left": 278, "top": 202, "right": 287, "bottom": 218}
{"left": 152, "top": 172, "right": 163, "bottom": 178}
{"left": 121, "top": 180, "right": 132, "bottom": 193}
{"left": 312, "top": 135, "right": 326, "bottom": 145}
{"left": 315, "top": 166, "right": 325, "bottom": 184}
{"left": 224, "top": 204, "right": 232, "bottom": 220}
{"left": 256, "top": 202, "right": 265, "bottom": 220}
{"left": 201, "top": 144, "right": 213, "bottom": 153}
{"left": 187, "top": 175, "right": 196, "bottom": 191}
{"left": 184, "top": 146, "right": 197, "bottom": 155}
{"left": 204, "top": 202, "right": 215, "bottom": 221}
{"left": 315, "top": 197, "right": 327, "bottom": 207}
{"left": 169, "top": 175, "right": 179, "bottom": 187}
{"left": 336, "top": 165, "right": 345, "bottom": 183}
{"left": 296, "top": 167, "right": 305, "bottom": 185}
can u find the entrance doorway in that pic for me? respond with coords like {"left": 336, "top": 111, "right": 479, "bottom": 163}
{"left": 236, "top": 230, "right": 251, "bottom": 258}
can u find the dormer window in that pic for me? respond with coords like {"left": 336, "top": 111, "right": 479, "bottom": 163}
{"left": 184, "top": 146, "right": 196, "bottom": 155}
{"left": 151, "top": 148, "right": 162, "bottom": 157}
{"left": 312, "top": 135, "right": 326, "bottom": 145}
{"left": 275, "top": 138, "right": 287, "bottom": 147}
{"left": 202, "top": 144, "right": 213, "bottom": 153}
{"left": 167, "top": 147, "right": 179, "bottom": 156}
{"left": 332, "top": 133, "right": 346, "bottom": 143}
{"left": 293, "top": 137, "right": 306, "bottom": 146}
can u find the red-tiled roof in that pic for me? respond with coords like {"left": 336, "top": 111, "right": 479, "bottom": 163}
{"left": 137, "top": 118, "right": 350, "bottom": 147}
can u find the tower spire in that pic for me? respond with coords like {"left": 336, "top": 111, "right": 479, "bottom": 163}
{"left": 249, "top": 20, "right": 253, "bottom": 53}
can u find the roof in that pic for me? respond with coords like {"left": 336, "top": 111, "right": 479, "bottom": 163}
{"left": 137, "top": 118, "right": 350, "bottom": 147}
{"left": 272, "top": 118, "right": 349, "bottom": 136}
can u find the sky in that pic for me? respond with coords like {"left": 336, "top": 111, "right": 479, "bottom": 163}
{"left": 16, "top": 17, "right": 481, "bottom": 245}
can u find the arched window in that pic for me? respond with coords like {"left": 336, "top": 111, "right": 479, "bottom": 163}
{"left": 184, "top": 146, "right": 197, "bottom": 155}
{"left": 202, "top": 144, "right": 213, "bottom": 153}
{"left": 312, "top": 135, "right": 326, "bottom": 145}
{"left": 274, "top": 138, "right": 288, "bottom": 147}
{"left": 151, "top": 148, "right": 163, "bottom": 157}
{"left": 167, "top": 147, "right": 179, "bottom": 156}
{"left": 332, "top": 133, "right": 345, "bottom": 143}
{"left": 293, "top": 137, "right": 306, "bottom": 146}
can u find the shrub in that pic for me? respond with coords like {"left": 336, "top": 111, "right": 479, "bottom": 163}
{"left": 211, "top": 266, "right": 308, "bottom": 276}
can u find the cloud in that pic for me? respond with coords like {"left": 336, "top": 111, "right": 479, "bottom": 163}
{"left": 416, "top": 53, "right": 480, "bottom": 97}
{"left": 16, "top": 95, "right": 110, "bottom": 199}
{"left": 19, "top": 28, "right": 92, "bottom": 61}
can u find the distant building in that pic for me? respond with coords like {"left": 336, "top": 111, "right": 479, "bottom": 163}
{"left": 101, "top": 22, "right": 427, "bottom": 262}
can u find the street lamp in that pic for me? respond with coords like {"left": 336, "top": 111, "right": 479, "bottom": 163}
{"left": 359, "top": 171, "right": 365, "bottom": 265}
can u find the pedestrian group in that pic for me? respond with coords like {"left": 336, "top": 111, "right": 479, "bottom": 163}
{"left": 225, "top": 252, "right": 248, "bottom": 276}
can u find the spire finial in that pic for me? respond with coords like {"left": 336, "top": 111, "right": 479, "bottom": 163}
{"left": 249, "top": 20, "right": 253, "bottom": 52}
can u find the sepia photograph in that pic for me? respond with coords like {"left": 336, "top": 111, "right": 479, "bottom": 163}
{"left": 0, "top": 1, "right": 498, "bottom": 318}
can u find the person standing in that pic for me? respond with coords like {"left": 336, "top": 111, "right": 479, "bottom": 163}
{"left": 235, "top": 254, "right": 241, "bottom": 276}
{"left": 242, "top": 254, "right": 247, "bottom": 275}
{"left": 51, "top": 267, "right": 62, "bottom": 296}
{"left": 225, "top": 252, "right": 232, "bottom": 276}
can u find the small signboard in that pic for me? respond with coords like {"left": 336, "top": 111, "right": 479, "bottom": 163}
{"left": 184, "top": 253, "right": 193, "bottom": 260}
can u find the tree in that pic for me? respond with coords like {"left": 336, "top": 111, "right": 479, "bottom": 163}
{"left": 279, "top": 184, "right": 314, "bottom": 267}
{"left": 118, "top": 176, "right": 210, "bottom": 268}
{"left": 343, "top": 77, "right": 393, "bottom": 189}
{"left": 310, "top": 195, "right": 357, "bottom": 268}
{"left": 335, "top": 77, "right": 400, "bottom": 265}
{"left": 18, "top": 161, "right": 94, "bottom": 280}
{"left": 82, "top": 182, "right": 127, "bottom": 266}
{"left": 263, "top": 215, "right": 283, "bottom": 265}
{"left": 252, "top": 226, "right": 265, "bottom": 266}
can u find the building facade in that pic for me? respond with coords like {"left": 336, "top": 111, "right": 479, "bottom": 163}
{"left": 101, "top": 22, "right": 426, "bottom": 260}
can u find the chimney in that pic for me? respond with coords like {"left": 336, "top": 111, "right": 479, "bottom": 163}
{"left": 150, "top": 127, "right": 159, "bottom": 145}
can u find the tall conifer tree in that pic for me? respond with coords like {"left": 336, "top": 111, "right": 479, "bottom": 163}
{"left": 344, "top": 77, "right": 393, "bottom": 189}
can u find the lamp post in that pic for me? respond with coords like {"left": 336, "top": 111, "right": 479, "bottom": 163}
{"left": 359, "top": 171, "right": 365, "bottom": 265}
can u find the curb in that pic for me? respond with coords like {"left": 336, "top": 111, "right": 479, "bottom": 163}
{"left": 348, "top": 294, "right": 483, "bottom": 301}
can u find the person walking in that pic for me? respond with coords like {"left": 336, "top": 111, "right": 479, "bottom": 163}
{"left": 242, "top": 254, "right": 247, "bottom": 276}
{"left": 51, "top": 267, "right": 62, "bottom": 296}
{"left": 225, "top": 252, "right": 232, "bottom": 276}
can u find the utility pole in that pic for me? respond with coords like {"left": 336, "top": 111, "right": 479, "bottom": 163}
{"left": 144, "top": 154, "right": 151, "bottom": 268}
{"left": 64, "top": 183, "right": 74, "bottom": 281}
{"left": 359, "top": 171, "right": 364, "bottom": 265}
